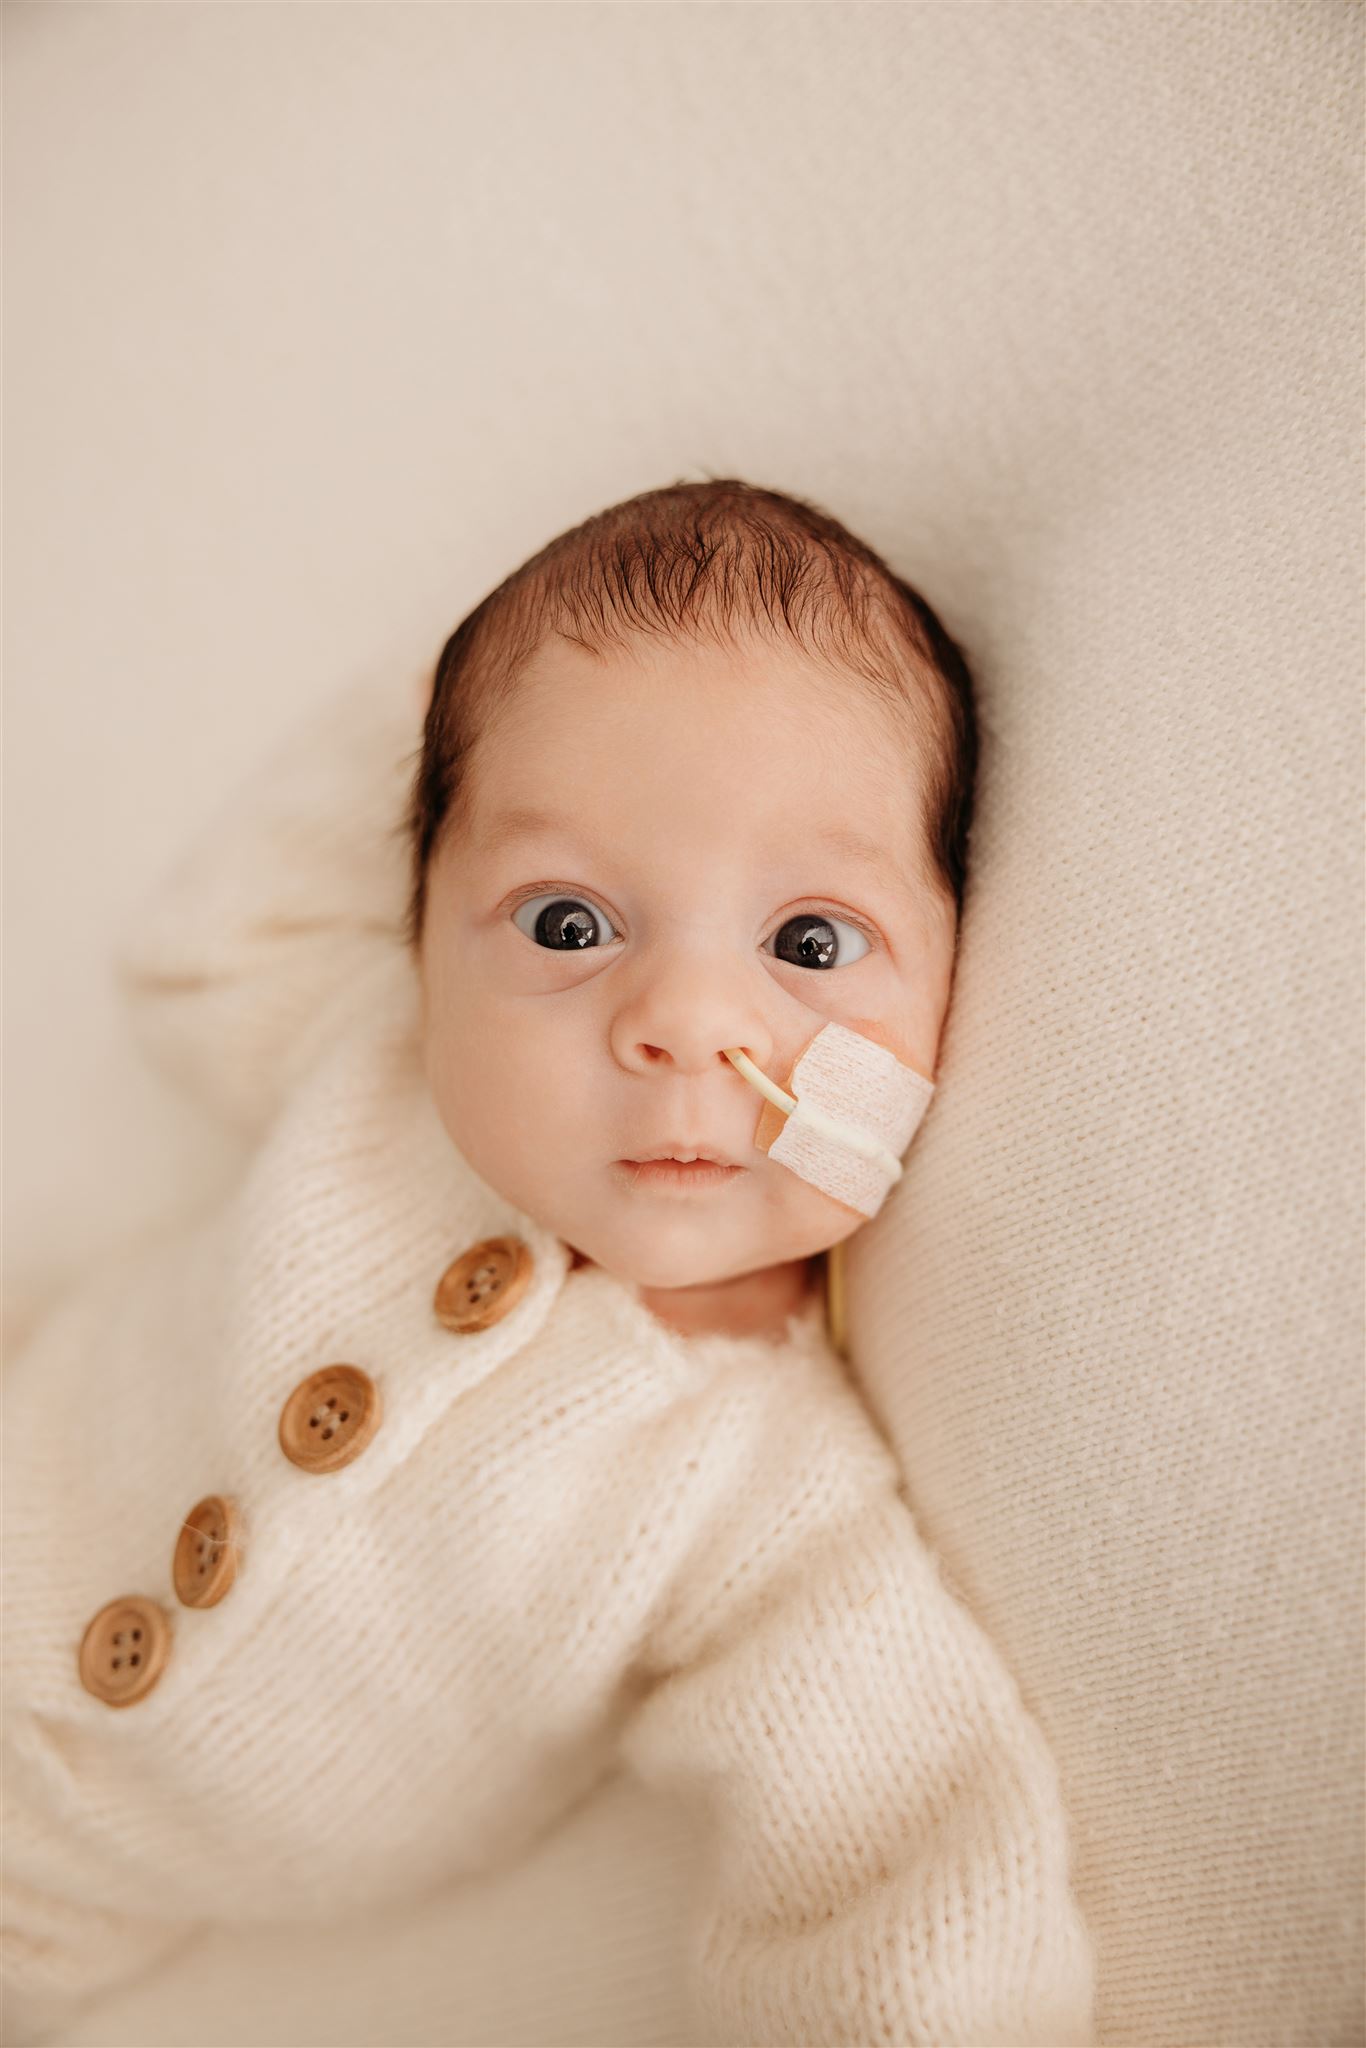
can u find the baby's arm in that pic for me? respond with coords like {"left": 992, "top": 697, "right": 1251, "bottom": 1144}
{"left": 2, "top": 1809, "right": 200, "bottom": 2046}
{"left": 112, "top": 665, "right": 422, "bottom": 1143}
{"left": 620, "top": 1422, "right": 1096, "bottom": 2047}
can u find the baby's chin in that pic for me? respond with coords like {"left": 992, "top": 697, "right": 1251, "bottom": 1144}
{"left": 585, "top": 1247, "right": 761, "bottom": 1293}
{"left": 552, "top": 1196, "right": 852, "bottom": 1295}
{"left": 558, "top": 1221, "right": 762, "bottom": 1293}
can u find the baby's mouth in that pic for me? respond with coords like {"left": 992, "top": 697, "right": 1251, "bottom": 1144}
{"left": 613, "top": 1157, "right": 748, "bottom": 1192}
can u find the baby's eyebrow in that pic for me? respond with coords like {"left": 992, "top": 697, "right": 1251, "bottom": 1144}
{"left": 480, "top": 805, "right": 912, "bottom": 898}
{"left": 479, "top": 806, "right": 588, "bottom": 858}
{"left": 810, "top": 824, "right": 915, "bottom": 897}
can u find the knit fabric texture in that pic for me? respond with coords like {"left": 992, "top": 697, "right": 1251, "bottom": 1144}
{"left": 5, "top": 5, "right": 1361, "bottom": 2042}
{"left": 4, "top": 811, "right": 1095, "bottom": 2045}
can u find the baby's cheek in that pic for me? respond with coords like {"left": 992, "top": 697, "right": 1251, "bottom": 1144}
{"left": 760, "top": 1169, "right": 869, "bottom": 1260}
{"left": 842, "top": 1010, "right": 934, "bottom": 1081}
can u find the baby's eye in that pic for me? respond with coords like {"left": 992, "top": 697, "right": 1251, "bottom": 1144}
{"left": 511, "top": 895, "right": 871, "bottom": 968}
{"left": 512, "top": 894, "right": 621, "bottom": 951}
{"left": 765, "top": 911, "right": 870, "bottom": 971}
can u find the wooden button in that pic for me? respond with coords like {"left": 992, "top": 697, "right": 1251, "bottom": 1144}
{"left": 278, "top": 1365, "right": 381, "bottom": 1474}
{"left": 173, "top": 1494, "right": 242, "bottom": 1608}
{"left": 433, "top": 1236, "right": 534, "bottom": 1333}
{"left": 78, "top": 1595, "right": 171, "bottom": 1707}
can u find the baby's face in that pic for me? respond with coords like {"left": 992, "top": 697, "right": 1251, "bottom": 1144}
{"left": 418, "top": 630, "right": 958, "bottom": 1293}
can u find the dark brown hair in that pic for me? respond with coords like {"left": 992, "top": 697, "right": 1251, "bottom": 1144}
{"left": 400, "top": 476, "right": 978, "bottom": 951}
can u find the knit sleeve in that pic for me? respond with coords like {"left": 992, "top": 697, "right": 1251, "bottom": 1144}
{"left": 111, "top": 665, "right": 423, "bottom": 1143}
{"left": 1, "top": 1861, "right": 200, "bottom": 2048}
{"left": 618, "top": 1477, "right": 1097, "bottom": 2048}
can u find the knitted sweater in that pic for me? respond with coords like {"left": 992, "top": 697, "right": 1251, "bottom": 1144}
{"left": 2, "top": 679, "right": 1096, "bottom": 2048}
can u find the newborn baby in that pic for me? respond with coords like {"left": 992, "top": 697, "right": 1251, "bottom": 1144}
{"left": 2, "top": 479, "right": 1096, "bottom": 2046}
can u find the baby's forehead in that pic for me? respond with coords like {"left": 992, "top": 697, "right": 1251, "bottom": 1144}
{"left": 467, "top": 629, "right": 929, "bottom": 844}
{"left": 503, "top": 633, "right": 918, "bottom": 768}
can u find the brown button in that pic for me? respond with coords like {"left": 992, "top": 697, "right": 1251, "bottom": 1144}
{"left": 78, "top": 1595, "right": 172, "bottom": 1707}
{"left": 278, "top": 1365, "right": 381, "bottom": 1474}
{"left": 434, "top": 1235, "right": 534, "bottom": 1333}
{"left": 173, "top": 1494, "right": 242, "bottom": 1608}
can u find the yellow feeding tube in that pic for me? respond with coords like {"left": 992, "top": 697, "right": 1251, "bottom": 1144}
{"left": 722, "top": 1043, "right": 858, "bottom": 1361}
{"left": 722, "top": 1046, "right": 905, "bottom": 1185}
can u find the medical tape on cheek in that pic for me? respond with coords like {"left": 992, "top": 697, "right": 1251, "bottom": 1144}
{"left": 724, "top": 1023, "right": 936, "bottom": 1220}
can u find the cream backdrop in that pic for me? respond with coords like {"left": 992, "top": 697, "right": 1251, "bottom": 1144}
{"left": 4, "top": 4, "right": 1361, "bottom": 2046}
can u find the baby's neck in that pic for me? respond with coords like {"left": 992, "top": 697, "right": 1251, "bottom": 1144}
{"left": 633, "top": 1254, "right": 822, "bottom": 1342}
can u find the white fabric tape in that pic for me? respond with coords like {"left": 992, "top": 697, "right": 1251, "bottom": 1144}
{"left": 725, "top": 1022, "right": 935, "bottom": 1219}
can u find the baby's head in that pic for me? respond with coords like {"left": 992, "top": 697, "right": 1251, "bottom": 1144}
{"left": 402, "top": 478, "right": 976, "bottom": 1299}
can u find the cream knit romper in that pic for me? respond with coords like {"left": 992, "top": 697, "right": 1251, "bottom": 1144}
{"left": 2, "top": 676, "right": 1097, "bottom": 2048}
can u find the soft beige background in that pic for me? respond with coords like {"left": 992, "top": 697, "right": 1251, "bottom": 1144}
{"left": 4, "top": 4, "right": 1362, "bottom": 2046}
